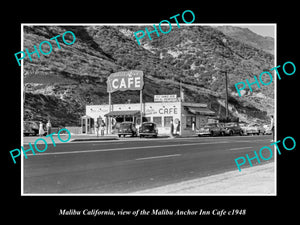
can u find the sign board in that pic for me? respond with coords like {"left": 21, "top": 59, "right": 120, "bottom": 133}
{"left": 107, "top": 70, "right": 144, "bottom": 93}
{"left": 154, "top": 94, "right": 177, "bottom": 102}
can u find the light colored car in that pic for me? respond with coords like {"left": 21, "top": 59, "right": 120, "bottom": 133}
{"left": 245, "top": 123, "right": 265, "bottom": 135}
{"left": 264, "top": 126, "right": 273, "bottom": 135}
{"left": 196, "top": 123, "right": 224, "bottom": 137}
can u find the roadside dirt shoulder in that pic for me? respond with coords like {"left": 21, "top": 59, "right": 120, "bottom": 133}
{"left": 134, "top": 162, "right": 275, "bottom": 195}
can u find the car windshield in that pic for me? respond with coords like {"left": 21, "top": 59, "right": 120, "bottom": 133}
{"left": 120, "top": 123, "right": 132, "bottom": 129}
{"left": 204, "top": 124, "right": 216, "bottom": 128}
{"left": 143, "top": 123, "right": 155, "bottom": 129}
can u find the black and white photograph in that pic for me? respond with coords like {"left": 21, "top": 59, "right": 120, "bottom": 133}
{"left": 21, "top": 23, "right": 276, "bottom": 195}
{"left": 4, "top": 4, "right": 298, "bottom": 223}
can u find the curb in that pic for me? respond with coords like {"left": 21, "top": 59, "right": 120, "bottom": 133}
{"left": 70, "top": 137, "right": 119, "bottom": 142}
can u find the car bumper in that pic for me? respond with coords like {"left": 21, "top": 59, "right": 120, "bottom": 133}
{"left": 118, "top": 132, "right": 134, "bottom": 135}
{"left": 246, "top": 130, "right": 258, "bottom": 134}
{"left": 196, "top": 131, "right": 210, "bottom": 135}
{"left": 139, "top": 132, "right": 157, "bottom": 136}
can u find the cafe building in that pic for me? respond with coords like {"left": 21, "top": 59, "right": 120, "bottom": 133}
{"left": 81, "top": 70, "right": 216, "bottom": 136}
{"left": 84, "top": 100, "right": 216, "bottom": 136}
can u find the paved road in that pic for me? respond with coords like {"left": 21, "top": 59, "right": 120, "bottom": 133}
{"left": 23, "top": 135, "right": 273, "bottom": 194}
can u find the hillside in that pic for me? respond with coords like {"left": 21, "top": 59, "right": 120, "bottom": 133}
{"left": 215, "top": 26, "right": 274, "bottom": 55}
{"left": 23, "top": 25, "right": 274, "bottom": 127}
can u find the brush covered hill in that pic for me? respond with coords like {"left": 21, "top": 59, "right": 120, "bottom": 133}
{"left": 23, "top": 25, "right": 274, "bottom": 127}
{"left": 215, "top": 26, "right": 274, "bottom": 55}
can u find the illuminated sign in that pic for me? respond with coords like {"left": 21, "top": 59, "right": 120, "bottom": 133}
{"left": 107, "top": 70, "right": 144, "bottom": 93}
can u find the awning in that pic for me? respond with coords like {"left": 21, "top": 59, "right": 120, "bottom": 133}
{"left": 185, "top": 106, "right": 215, "bottom": 116}
{"left": 104, "top": 110, "right": 140, "bottom": 117}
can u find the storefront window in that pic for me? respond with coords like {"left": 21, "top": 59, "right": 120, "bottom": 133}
{"left": 143, "top": 117, "right": 151, "bottom": 122}
{"left": 164, "top": 116, "right": 173, "bottom": 127}
{"left": 153, "top": 116, "right": 162, "bottom": 127}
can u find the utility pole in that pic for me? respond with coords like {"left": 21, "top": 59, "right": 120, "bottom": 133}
{"left": 221, "top": 38, "right": 229, "bottom": 120}
{"left": 225, "top": 70, "right": 229, "bottom": 119}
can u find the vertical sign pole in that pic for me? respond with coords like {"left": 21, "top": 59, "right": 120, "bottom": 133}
{"left": 140, "top": 89, "right": 143, "bottom": 126}
{"left": 108, "top": 92, "right": 111, "bottom": 134}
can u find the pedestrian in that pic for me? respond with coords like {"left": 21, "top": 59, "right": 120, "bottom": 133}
{"left": 170, "top": 119, "right": 174, "bottom": 138}
{"left": 39, "top": 121, "right": 44, "bottom": 137}
{"left": 46, "top": 119, "right": 52, "bottom": 135}
{"left": 101, "top": 120, "right": 106, "bottom": 136}
{"left": 95, "top": 121, "right": 99, "bottom": 137}
{"left": 176, "top": 120, "right": 180, "bottom": 136}
{"left": 270, "top": 115, "right": 274, "bottom": 141}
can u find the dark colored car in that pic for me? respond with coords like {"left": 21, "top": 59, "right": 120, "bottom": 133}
{"left": 222, "top": 122, "right": 243, "bottom": 136}
{"left": 196, "top": 123, "right": 224, "bottom": 137}
{"left": 139, "top": 122, "right": 158, "bottom": 138}
{"left": 117, "top": 122, "right": 137, "bottom": 137}
{"left": 23, "top": 121, "right": 39, "bottom": 136}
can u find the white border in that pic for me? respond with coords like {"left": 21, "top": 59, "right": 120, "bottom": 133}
{"left": 21, "top": 23, "right": 277, "bottom": 196}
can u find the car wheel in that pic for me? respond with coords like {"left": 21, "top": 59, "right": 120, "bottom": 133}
{"left": 210, "top": 131, "right": 214, "bottom": 136}
{"left": 229, "top": 130, "right": 233, "bottom": 136}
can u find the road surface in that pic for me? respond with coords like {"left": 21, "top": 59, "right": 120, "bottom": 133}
{"left": 23, "top": 135, "right": 274, "bottom": 194}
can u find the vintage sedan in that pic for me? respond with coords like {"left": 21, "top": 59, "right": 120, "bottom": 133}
{"left": 23, "top": 121, "right": 40, "bottom": 136}
{"left": 117, "top": 122, "right": 137, "bottom": 137}
{"left": 245, "top": 123, "right": 265, "bottom": 135}
{"left": 139, "top": 122, "right": 158, "bottom": 138}
{"left": 196, "top": 123, "right": 224, "bottom": 137}
{"left": 222, "top": 122, "right": 244, "bottom": 136}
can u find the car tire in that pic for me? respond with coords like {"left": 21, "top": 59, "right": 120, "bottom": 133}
{"left": 211, "top": 131, "right": 214, "bottom": 137}
{"left": 229, "top": 130, "right": 233, "bottom": 136}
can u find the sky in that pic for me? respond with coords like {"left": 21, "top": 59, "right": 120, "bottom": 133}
{"left": 238, "top": 25, "right": 275, "bottom": 38}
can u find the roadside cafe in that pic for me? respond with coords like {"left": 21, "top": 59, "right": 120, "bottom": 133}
{"left": 82, "top": 70, "right": 216, "bottom": 136}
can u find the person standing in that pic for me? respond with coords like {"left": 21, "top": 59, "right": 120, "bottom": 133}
{"left": 170, "top": 119, "right": 174, "bottom": 138}
{"left": 39, "top": 121, "right": 44, "bottom": 137}
{"left": 101, "top": 120, "right": 106, "bottom": 136}
{"left": 270, "top": 115, "right": 274, "bottom": 141}
{"left": 95, "top": 121, "right": 99, "bottom": 137}
{"left": 46, "top": 120, "right": 52, "bottom": 135}
{"left": 176, "top": 120, "right": 180, "bottom": 136}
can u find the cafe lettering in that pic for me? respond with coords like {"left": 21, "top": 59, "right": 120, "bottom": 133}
{"left": 107, "top": 70, "right": 144, "bottom": 93}
{"left": 159, "top": 107, "right": 178, "bottom": 115}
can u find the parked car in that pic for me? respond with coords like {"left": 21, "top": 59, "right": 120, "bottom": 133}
{"left": 245, "top": 123, "right": 265, "bottom": 135}
{"left": 139, "top": 122, "right": 158, "bottom": 138}
{"left": 222, "top": 122, "right": 244, "bottom": 136}
{"left": 117, "top": 122, "right": 137, "bottom": 137}
{"left": 23, "top": 121, "right": 39, "bottom": 136}
{"left": 196, "top": 123, "right": 224, "bottom": 137}
{"left": 264, "top": 126, "right": 273, "bottom": 135}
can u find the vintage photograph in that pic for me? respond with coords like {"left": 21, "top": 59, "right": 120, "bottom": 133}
{"left": 21, "top": 24, "right": 276, "bottom": 195}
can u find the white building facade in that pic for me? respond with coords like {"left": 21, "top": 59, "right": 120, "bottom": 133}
{"left": 84, "top": 101, "right": 216, "bottom": 136}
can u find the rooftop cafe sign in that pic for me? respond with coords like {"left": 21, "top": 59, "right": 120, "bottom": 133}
{"left": 107, "top": 70, "right": 144, "bottom": 93}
